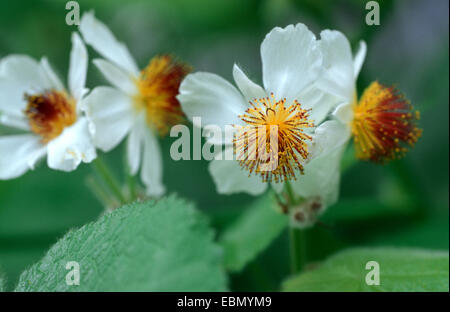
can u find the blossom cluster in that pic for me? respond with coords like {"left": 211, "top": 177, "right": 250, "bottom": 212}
{"left": 0, "top": 12, "right": 421, "bottom": 227}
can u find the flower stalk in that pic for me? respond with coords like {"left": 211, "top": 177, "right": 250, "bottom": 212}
{"left": 91, "top": 157, "right": 127, "bottom": 206}
{"left": 284, "top": 180, "right": 307, "bottom": 275}
{"left": 123, "top": 151, "right": 138, "bottom": 202}
{"left": 289, "top": 226, "right": 307, "bottom": 275}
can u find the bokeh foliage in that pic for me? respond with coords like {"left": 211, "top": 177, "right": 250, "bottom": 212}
{"left": 0, "top": 0, "right": 448, "bottom": 291}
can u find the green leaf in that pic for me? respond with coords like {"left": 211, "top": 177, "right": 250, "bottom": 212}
{"left": 15, "top": 195, "right": 227, "bottom": 291}
{"left": 282, "top": 248, "right": 449, "bottom": 292}
{"left": 219, "top": 191, "right": 287, "bottom": 272}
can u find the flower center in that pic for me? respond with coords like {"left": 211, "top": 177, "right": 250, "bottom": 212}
{"left": 352, "top": 81, "right": 422, "bottom": 162}
{"left": 25, "top": 90, "right": 77, "bottom": 143}
{"left": 134, "top": 55, "right": 190, "bottom": 137}
{"left": 234, "top": 93, "right": 314, "bottom": 183}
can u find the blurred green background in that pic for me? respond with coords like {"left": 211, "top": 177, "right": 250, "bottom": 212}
{"left": 0, "top": 0, "right": 448, "bottom": 291}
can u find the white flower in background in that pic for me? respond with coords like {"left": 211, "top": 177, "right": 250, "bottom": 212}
{"left": 79, "top": 12, "right": 189, "bottom": 196}
{"left": 0, "top": 33, "right": 96, "bottom": 179}
{"left": 318, "top": 30, "right": 421, "bottom": 164}
{"left": 178, "top": 24, "right": 349, "bottom": 212}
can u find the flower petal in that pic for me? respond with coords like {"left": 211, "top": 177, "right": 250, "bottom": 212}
{"left": 232, "top": 64, "right": 266, "bottom": 101}
{"left": 310, "top": 120, "right": 351, "bottom": 159}
{"left": 80, "top": 11, "right": 139, "bottom": 75}
{"left": 291, "top": 144, "right": 345, "bottom": 207}
{"left": 0, "top": 78, "right": 28, "bottom": 116}
{"left": 178, "top": 72, "right": 246, "bottom": 128}
{"left": 261, "top": 23, "right": 322, "bottom": 103}
{"left": 0, "top": 55, "right": 48, "bottom": 89}
{"left": 0, "top": 114, "right": 29, "bottom": 130}
{"left": 0, "top": 134, "right": 46, "bottom": 179}
{"left": 299, "top": 85, "right": 342, "bottom": 125}
{"left": 69, "top": 32, "right": 88, "bottom": 102}
{"left": 317, "top": 30, "right": 355, "bottom": 103}
{"left": 271, "top": 181, "right": 284, "bottom": 194}
{"left": 127, "top": 120, "right": 144, "bottom": 175}
{"left": 93, "top": 59, "right": 137, "bottom": 95}
{"left": 0, "top": 56, "right": 53, "bottom": 116}
{"left": 141, "top": 128, "right": 165, "bottom": 197}
{"left": 203, "top": 125, "right": 236, "bottom": 146}
{"left": 208, "top": 147, "right": 267, "bottom": 196}
{"left": 81, "top": 86, "right": 134, "bottom": 152}
{"left": 332, "top": 102, "right": 354, "bottom": 125}
{"left": 353, "top": 41, "right": 367, "bottom": 79}
{"left": 47, "top": 117, "right": 97, "bottom": 172}
{"left": 39, "top": 57, "right": 65, "bottom": 91}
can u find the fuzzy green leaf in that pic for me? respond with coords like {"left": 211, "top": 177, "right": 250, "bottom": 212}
{"left": 15, "top": 196, "right": 227, "bottom": 291}
{"left": 283, "top": 248, "right": 449, "bottom": 292}
{"left": 219, "top": 192, "right": 287, "bottom": 272}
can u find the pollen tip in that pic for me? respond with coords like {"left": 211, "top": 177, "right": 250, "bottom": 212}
{"left": 352, "top": 81, "right": 422, "bottom": 163}
{"left": 25, "top": 90, "right": 76, "bottom": 143}
{"left": 135, "top": 55, "right": 190, "bottom": 137}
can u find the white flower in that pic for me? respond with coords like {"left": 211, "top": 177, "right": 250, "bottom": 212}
{"left": 317, "top": 30, "right": 420, "bottom": 163}
{"left": 177, "top": 24, "right": 348, "bottom": 209}
{"left": 79, "top": 12, "right": 189, "bottom": 197}
{"left": 0, "top": 33, "right": 96, "bottom": 179}
{"left": 317, "top": 29, "right": 367, "bottom": 134}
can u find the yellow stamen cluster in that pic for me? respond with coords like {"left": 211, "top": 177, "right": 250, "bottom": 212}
{"left": 134, "top": 55, "right": 190, "bottom": 137}
{"left": 25, "top": 90, "right": 77, "bottom": 143}
{"left": 234, "top": 93, "right": 314, "bottom": 183}
{"left": 352, "top": 81, "right": 422, "bottom": 163}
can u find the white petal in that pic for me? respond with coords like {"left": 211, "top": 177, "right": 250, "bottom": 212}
{"left": 81, "top": 86, "right": 134, "bottom": 152}
{"left": 232, "top": 64, "right": 266, "bottom": 101}
{"left": 93, "top": 59, "right": 137, "bottom": 95}
{"left": 0, "top": 134, "right": 46, "bottom": 179}
{"left": 261, "top": 23, "right": 322, "bottom": 103}
{"left": 353, "top": 41, "right": 367, "bottom": 79}
{"left": 203, "top": 125, "right": 236, "bottom": 146}
{"left": 208, "top": 147, "right": 267, "bottom": 196}
{"left": 0, "top": 55, "right": 49, "bottom": 89}
{"left": 127, "top": 121, "right": 144, "bottom": 175}
{"left": 39, "top": 57, "right": 65, "bottom": 91}
{"left": 299, "top": 85, "right": 341, "bottom": 125}
{"left": 291, "top": 145, "right": 345, "bottom": 207}
{"left": 0, "top": 114, "right": 29, "bottom": 130}
{"left": 69, "top": 32, "right": 88, "bottom": 102}
{"left": 0, "top": 56, "right": 52, "bottom": 116}
{"left": 178, "top": 72, "right": 246, "bottom": 128}
{"left": 79, "top": 11, "right": 139, "bottom": 75}
{"left": 271, "top": 181, "right": 284, "bottom": 194}
{"left": 310, "top": 120, "right": 351, "bottom": 159}
{"left": 317, "top": 30, "right": 355, "bottom": 103}
{"left": 47, "top": 117, "right": 97, "bottom": 172}
{"left": 0, "top": 78, "right": 28, "bottom": 116}
{"left": 332, "top": 102, "right": 354, "bottom": 125}
{"left": 141, "top": 128, "right": 165, "bottom": 197}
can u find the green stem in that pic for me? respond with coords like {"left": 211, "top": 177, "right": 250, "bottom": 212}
{"left": 285, "top": 180, "right": 307, "bottom": 275}
{"left": 284, "top": 179, "right": 296, "bottom": 204}
{"left": 126, "top": 170, "right": 137, "bottom": 202}
{"left": 289, "top": 226, "right": 306, "bottom": 275}
{"left": 91, "top": 157, "right": 127, "bottom": 205}
{"left": 85, "top": 175, "right": 116, "bottom": 209}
